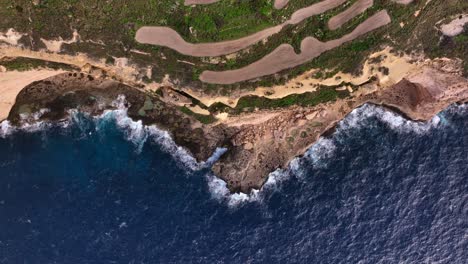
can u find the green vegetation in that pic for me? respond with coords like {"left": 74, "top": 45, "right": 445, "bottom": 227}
{"left": 233, "top": 87, "right": 348, "bottom": 113}
{"left": 138, "top": 96, "right": 155, "bottom": 116}
{"left": 179, "top": 106, "right": 217, "bottom": 124}
{"left": 0, "top": 0, "right": 466, "bottom": 94}
{"left": 0, "top": 57, "right": 79, "bottom": 72}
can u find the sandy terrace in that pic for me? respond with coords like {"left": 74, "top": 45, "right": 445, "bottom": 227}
{"left": 0, "top": 70, "right": 64, "bottom": 121}
{"left": 136, "top": 0, "right": 348, "bottom": 57}
{"left": 181, "top": 45, "right": 418, "bottom": 109}
{"left": 0, "top": 45, "right": 142, "bottom": 86}
{"left": 200, "top": 10, "right": 391, "bottom": 84}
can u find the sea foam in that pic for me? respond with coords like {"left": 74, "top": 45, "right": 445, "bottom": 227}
{"left": 1, "top": 99, "right": 465, "bottom": 208}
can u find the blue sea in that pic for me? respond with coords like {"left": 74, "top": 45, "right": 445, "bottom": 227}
{"left": 0, "top": 104, "right": 466, "bottom": 263}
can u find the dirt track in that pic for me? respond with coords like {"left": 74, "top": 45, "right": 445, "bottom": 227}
{"left": 136, "top": 25, "right": 283, "bottom": 57}
{"left": 136, "top": 0, "right": 348, "bottom": 57}
{"left": 185, "top": 0, "right": 290, "bottom": 9}
{"left": 328, "top": 0, "right": 373, "bottom": 30}
{"left": 274, "top": 0, "right": 290, "bottom": 9}
{"left": 200, "top": 10, "right": 391, "bottom": 84}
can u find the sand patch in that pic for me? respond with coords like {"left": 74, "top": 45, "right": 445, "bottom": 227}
{"left": 440, "top": 14, "right": 468, "bottom": 37}
{"left": 200, "top": 10, "right": 391, "bottom": 84}
{"left": 187, "top": 105, "right": 211, "bottom": 115}
{"left": 0, "top": 29, "right": 24, "bottom": 46}
{"left": 41, "top": 30, "right": 80, "bottom": 53}
{"left": 0, "top": 70, "right": 64, "bottom": 121}
{"left": 392, "top": 0, "right": 414, "bottom": 4}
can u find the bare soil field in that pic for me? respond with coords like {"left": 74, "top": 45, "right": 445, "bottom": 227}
{"left": 200, "top": 10, "right": 391, "bottom": 84}
{"left": 185, "top": 0, "right": 290, "bottom": 9}
{"left": 136, "top": 25, "right": 283, "bottom": 57}
{"left": 136, "top": 0, "right": 348, "bottom": 57}
{"left": 328, "top": 0, "right": 374, "bottom": 30}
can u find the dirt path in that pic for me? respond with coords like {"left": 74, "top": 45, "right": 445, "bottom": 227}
{"left": 200, "top": 10, "right": 391, "bottom": 84}
{"left": 136, "top": 25, "right": 283, "bottom": 57}
{"left": 136, "top": 0, "right": 347, "bottom": 57}
{"left": 328, "top": 0, "right": 373, "bottom": 30}
{"left": 185, "top": 0, "right": 290, "bottom": 9}
{"left": 274, "top": 0, "right": 290, "bottom": 9}
{"left": 0, "top": 70, "right": 64, "bottom": 121}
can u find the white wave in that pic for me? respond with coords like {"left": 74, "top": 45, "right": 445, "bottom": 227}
{"left": 206, "top": 173, "right": 261, "bottom": 207}
{"left": 339, "top": 104, "right": 442, "bottom": 134}
{"left": 202, "top": 147, "right": 228, "bottom": 167}
{"left": 303, "top": 137, "right": 337, "bottom": 169}
{"left": 146, "top": 125, "right": 200, "bottom": 170}
{"left": 0, "top": 120, "right": 14, "bottom": 138}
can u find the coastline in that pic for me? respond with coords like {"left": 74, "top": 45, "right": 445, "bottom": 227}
{"left": 2, "top": 58, "right": 467, "bottom": 193}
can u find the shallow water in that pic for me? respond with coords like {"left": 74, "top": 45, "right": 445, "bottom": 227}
{"left": 0, "top": 104, "right": 466, "bottom": 263}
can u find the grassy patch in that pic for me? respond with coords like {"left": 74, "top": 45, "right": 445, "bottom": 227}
{"left": 0, "top": 57, "right": 79, "bottom": 72}
{"left": 180, "top": 106, "right": 217, "bottom": 124}
{"left": 233, "top": 87, "right": 347, "bottom": 113}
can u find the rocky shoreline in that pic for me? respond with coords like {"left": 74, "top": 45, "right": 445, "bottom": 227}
{"left": 6, "top": 59, "right": 468, "bottom": 193}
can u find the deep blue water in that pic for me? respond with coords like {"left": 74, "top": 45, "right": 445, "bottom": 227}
{"left": 0, "top": 104, "right": 467, "bottom": 264}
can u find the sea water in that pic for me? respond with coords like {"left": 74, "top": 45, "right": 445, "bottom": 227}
{"left": 0, "top": 104, "right": 466, "bottom": 263}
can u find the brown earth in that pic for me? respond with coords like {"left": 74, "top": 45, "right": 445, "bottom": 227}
{"left": 135, "top": 0, "right": 348, "bottom": 57}
{"left": 200, "top": 10, "right": 391, "bottom": 84}
{"left": 211, "top": 65, "right": 468, "bottom": 192}
{"left": 136, "top": 25, "right": 284, "bottom": 57}
{"left": 328, "top": 0, "right": 374, "bottom": 30}
{"left": 185, "top": 0, "right": 290, "bottom": 9}
{"left": 6, "top": 58, "right": 467, "bottom": 194}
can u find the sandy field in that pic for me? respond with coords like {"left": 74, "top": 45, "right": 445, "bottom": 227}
{"left": 200, "top": 10, "right": 391, "bottom": 84}
{"left": 0, "top": 70, "right": 64, "bottom": 121}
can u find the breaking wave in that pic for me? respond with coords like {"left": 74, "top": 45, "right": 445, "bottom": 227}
{"left": 1, "top": 100, "right": 466, "bottom": 208}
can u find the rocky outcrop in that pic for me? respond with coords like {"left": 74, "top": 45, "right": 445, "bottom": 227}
{"left": 8, "top": 72, "right": 237, "bottom": 162}
{"left": 211, "top": 66, "right": 468, "bottom": 192}
{"left": 7, "top": 65, "right": 468, "bottom": 194}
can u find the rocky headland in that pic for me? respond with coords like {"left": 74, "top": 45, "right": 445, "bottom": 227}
{"left": 4, "top": 55, "right": 467, "bottom": 193}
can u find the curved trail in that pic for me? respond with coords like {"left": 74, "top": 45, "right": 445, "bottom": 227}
{"left": 328, "top": 0, "right": 373, "bottom": 30}
{"left": 200, "top": 10, "right": 391, "bottom": 84}
{"left": 136, "top": 25, "right": 284, "bottom": 57}
{"left": 184, "top": 0, "right": 291, "bottom": 9}
{"left": 136, "top": 0, "right": 348, "bottom": 57}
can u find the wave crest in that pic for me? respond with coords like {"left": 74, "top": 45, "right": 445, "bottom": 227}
{"left": 340, "top": 104, "right": 442, "bottom": 133}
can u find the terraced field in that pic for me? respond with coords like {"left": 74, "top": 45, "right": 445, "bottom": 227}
{"left": 136, "top": 0, "right": 389, "bottom": 84}
{"left": 136, "top": 0, "right": 348, "bottom": 57}
{"left": 200, "top": 10, "right": 391, "bottom": 84}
